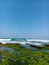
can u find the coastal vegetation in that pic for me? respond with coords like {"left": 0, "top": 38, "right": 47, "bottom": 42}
{"left": 0, "top": 43, "right": 49, "bottom": 65}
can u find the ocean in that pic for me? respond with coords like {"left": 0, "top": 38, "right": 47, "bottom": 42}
{"left": 0, "top": 38, "right": 49, "bottom": 46}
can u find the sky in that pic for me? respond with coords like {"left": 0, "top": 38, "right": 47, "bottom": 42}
{"left": 0, "top": 0, "right": 49, "bottom": 39}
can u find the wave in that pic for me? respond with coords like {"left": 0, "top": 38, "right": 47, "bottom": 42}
{"left": 26, "top": 39, "right": 49, "bottom": 43}
{"left": 0, "top": 39, "right": 11, "bottom": 42}
{"left": 0, "top": 38, "right": 49, "bottom": 46}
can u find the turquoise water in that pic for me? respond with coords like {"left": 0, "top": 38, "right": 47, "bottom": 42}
{"left": 11, "top": 38, "right": 27, "bottom": 42}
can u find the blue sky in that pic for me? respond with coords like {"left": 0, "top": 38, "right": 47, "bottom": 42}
{"left": 0, "top": 0, "right": 49, "bottom": 39}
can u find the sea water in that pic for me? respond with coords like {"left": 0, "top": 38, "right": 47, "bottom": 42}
{"left": 0, "top": 38, "right": 49, "bottom": 52}
{"left": 0, "top": 38, "right": 49, "bottom": 45}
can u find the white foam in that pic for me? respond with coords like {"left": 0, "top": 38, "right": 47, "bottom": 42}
{"left": 0, "top": 39, "right": 11, "bottom": 43}
{"left": 30, "top": 43, "right": 43, "bottom": 46}
{"left": 27, "top": 39, "right": 49, "bottom": 42}
{"left": 0, "top": 39, "right": 11, "bottom": 41}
